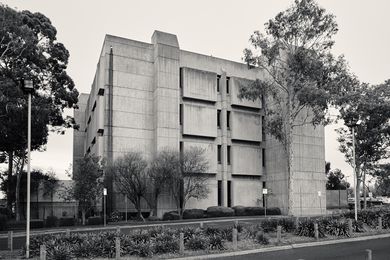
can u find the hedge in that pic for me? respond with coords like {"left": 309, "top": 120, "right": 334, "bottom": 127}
{"left": 206, "top": 206, "right": 234, "bottom": 218}
{"left": 59, "top": 217, "right": 75, "bottom": 227}
{"left": 87, "top": 216, "right": 103, "bottom": 225}
{"left": 0, "top": 214, "right": 7, "bottom": 231}
{"left": 163, "top": 211, "right": 180, "bottom": 221}
{"left": 183, "top": 209, "right": 205, "bottom": 219}
{"left": 45, "top": 216, "right": 58, "bottom": 228}
{"left": 7, "top": 219, "right": 44, "bottom": 230}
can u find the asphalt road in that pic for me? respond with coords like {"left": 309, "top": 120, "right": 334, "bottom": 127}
{"left": 225, "top": 237, "right": 390, "bottom": 260}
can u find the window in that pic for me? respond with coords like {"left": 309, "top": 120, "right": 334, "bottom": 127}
{"left": 217, "top": 75, "right": 221, "bottom": 92}
{"left": 180, "top": 141, "right": 183, "bottom": 153}
{"left": 97, "top": 128, "right": 104, "bottom": 136}
{"left": 179, "top": 68, "right": 183, "bottom": 89}
{"left": 217, "top": 110, "right": 221, "bottom": 128}
{"left": 217, "top": 145, "right": 222, "bottom": 164}
{"left": 92, "top": 137, "right": 96, "bottom": 145}
{"left": 92, "top": 101, "right": 96, "bottom": 112}
{"left": 217, "top": 180, "right": 222, "bottom": 206}
{"left": 179, "top": 104, "right": 183, "bottom": 125}
{"left": 227, "top": 111, "right": 231, "bottom": 129}
{"left": 227, "top": 145, "right": 231, "bottom": 165}
{"left": 227, "top": 180, "right": 232, "bottom": 207}
{"left": 87, "top": 116, "right": 91, "bottom": 125}
{"left": 262, "top": 181, "right": 266, "bottom": 207}
{"left": 262, "top": 148, "right": 266, "bottom": 167}
{"left": 98, "top": 88, "right": 105, "bottom": 96}
{"left": 226, "top": 77, "right": 230, "bottom": 94}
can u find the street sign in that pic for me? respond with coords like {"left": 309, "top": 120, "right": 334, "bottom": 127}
{"left": 262, "top": 188, "right": 268, "bottom": 195}
{"left": 368, "top": 192, "right": 373, "bottom": 198}
{"left": 103, "top": 188, "right": 107, "bottom": 196}
{"left": 318, "top": 191, "right": 322, "bottom": 197}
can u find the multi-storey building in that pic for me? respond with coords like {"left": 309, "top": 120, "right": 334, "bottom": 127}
{"left": 73, "top": 31, "right": 326, "bottom": 216}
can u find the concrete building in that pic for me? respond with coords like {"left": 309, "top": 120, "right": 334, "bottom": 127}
{"left": 73, "top": 30, "right": 326, "bottom": 217}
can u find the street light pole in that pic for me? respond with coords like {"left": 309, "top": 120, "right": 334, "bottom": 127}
{"left": 23, "top": 79, "right": 33, "bottom": 259}
{"left": 352, "top": 126, "right": 358, "bottom": 221}
{"left": 103, "top": 188, "right": 107, "bottom": 226}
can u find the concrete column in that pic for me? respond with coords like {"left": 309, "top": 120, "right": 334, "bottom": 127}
{"left": 220, "top": 71, "right": 228, "bottom": 207}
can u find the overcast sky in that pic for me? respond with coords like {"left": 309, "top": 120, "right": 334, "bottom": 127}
{"left": 2, "top": 0, "right": 389, "bottom": 183}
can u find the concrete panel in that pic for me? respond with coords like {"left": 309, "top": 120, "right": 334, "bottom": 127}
{"left": 183, "top": 103, "right": 217, "bottom": 137}
{"left": 186, "top": 178, "right": 217, "bottom": 209}
{"left": 230, "top": 77, "right": 261, "bottom": 108}
{"left": 183, "top": 141, "right": 217, "bottom": 173}
{"left": 231, "top": 111, "right": 261, "bottom": 142}
{"left": 232, "top": 177, "right": 262, "bottom": 207}
{"left": 232, "top": 144, "right": 262, "bottom": 176}
{"left": 112, "top": 111, "right": 154, "bottom": 130}
{"left": 182, "top": 67, "right": 217, "bottom": 102}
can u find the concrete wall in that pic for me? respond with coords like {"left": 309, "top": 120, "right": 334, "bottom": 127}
{"left": 231, "top": 110, "right": 262, "bottom": 142}
{"left": 183, "top": 103, "right": 217, "bottom": 137}
{"left": 186, "top": 178, "right": 218, "bottom": 209}
{"left": 232, "top": 144, "right": 262, "bottom": 176}
{"left": 182, "top": 140, "right": 217, "bottom": 173}
{"left": 326, "top": 190, "right": 348, "bottom": 209}
{"left": 232, "top": 176, "right": 262, "bottom": 206}
{"left": 230, "top": 77, "right": 261, "bottom": 109}
{"left": 73, "top": 94, "right": 89, "bottom": 169}
{"left": 182, "top": 67, "right": 217, "bottom": 102}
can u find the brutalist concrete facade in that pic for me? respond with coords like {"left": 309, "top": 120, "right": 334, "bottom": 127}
{"left": 73, "top": 30, "right": 326, "bottom": 216}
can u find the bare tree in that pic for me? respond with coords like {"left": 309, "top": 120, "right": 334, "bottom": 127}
{"left": 108, "top": 151, "right": 148, "bottom": 221}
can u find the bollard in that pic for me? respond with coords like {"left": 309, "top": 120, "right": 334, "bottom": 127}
{"left": 116, "top": 226, "right": 121, "bottom": 235}
{"left": 115, "top": 236, "right": 120, "bottom": 260}
{"left": 365, "top": 249, "right": 372, "bottom": 260}
{"left": 40, "top": 244, "right": 46, "bottom": 260}
{"left": 378, "top": 217, "right": 382, "bottom": 231}
{"left": 7, "top": 231, "right": 13, "bottom": 251}
{"left": 66, "top": 229, "right": 70, "bottom": 237}
{"left": 179, "top": 232, "right": 184, "bottom": 254}
{"left": 348, "top": 219, "right": 353, "bottom": 236}
{"left": 200, "top": 222, "right": 204, "bottom": 229}
{"left": 314, "top": 223, "right": 319, "bottom": 241}
{"left": 276, "top": 225, "right": 282, "bottom": 244}
{"left": 235, "top": 219, "right": 239, "bottom": 228}
{"left": 232, "top": 228, "right": 238, "bottom": 250}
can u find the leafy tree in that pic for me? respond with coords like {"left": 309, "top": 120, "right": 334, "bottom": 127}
{"left": 326, "top": 168, "right": 350, "bottom": 190}
{"left": 0, "top": 4, "right": 78, "bottom": 211}
{"left": 372, "top": 164, "right": 390, "bottom": 197}
{"left": 107, "top": 152, "right": 148, "bottom": 221}
{"left": 336, "top": 81, "right": 390, "bottom": 209}
{"left": 239, "top": 0, "right": 355, "bottom": 214}
{"left": 65, "top": 155, "right": 104, "bottom": 225}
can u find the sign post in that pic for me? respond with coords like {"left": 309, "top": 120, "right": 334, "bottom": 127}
{"left": 318, "top": 191, "right": 322, "bottom": 215}
{"left": 263, "top": 188, "right": 268, "bottom": 217}
{"left": 103, "top": 188, "right": 107, "bottom": 226}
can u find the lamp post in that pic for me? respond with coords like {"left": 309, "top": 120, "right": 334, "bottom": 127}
{"left": 22, "top": 79, "right": 33, "bottom": 259}
{"left": 351, "top": 120, "right": 362, "bottom": 221}
{"left": 103, "top": 188, "right": 107, "bottom": 226}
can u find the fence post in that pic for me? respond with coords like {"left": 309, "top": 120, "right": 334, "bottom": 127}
{"left": 40, "top": 244, "right": 46, "bottom": 260}
{"left": 348, "top": 219, "right": 353, "bottom": 236}
{"left": 295, "top": 217, "right": 300, "bottom": 229}
{"left": 7, "top": 231, "right": 13, "bottom": 251}
{"left": 116, "top": 226, "right": 121, "bottom": 235}
{"left": 232, "top": 228, "right": 238, "bottom": 250}
{"left": 66, "top": 229, "right": 70, "bottom": 237}
{"left": 235, "top": 219, "right": 239, "bottom": 228}
{"left": 276, "top": 225, "right": 282, "bottom": 244}
{"left": 314, "top": 223, "right": 319, "bottom": 241}
{"left": 200, "top": 222, "right": 204, "bottom": 229}
{"left": 365, "top": 249, "right": 372, "bottom": 260}
{"left": 115, "top": 236, "right": 120, "bottom": 260}
{"left": 179, "top": 232, "right": 184, "bottom": 254}
{"left": 378, "top": 217, "right": 382, "bottom": 231}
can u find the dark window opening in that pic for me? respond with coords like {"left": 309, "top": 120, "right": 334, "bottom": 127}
{"left": 98, "top": 88, "right": 105, "bottom": 96}
{"left": 227, "top": 111, "right": 231, "bottom": 129}
{"left": 179, "top": 104, "right": 183, "bottom": 125}
{"left": 217, "top": 145, "right": 222, "bottom": 164}
{"left": 227, "top": 180, "right": 232, "bottom": 207}
{"left": 179, "top": 68, "right": 183, "bottom": 89}
{"left": 262, "top": 181, "right": 266, "bottom": 207}
{"left": 217, "top": 180, "right": 222, "bottom": 206}
{"left": 227, "top": 146, "right": 231, "bottom": 165}
{"left": 262, "top": 148, "right": 266, "bottom": 167}
{"left": 92, "top": 101, "right": 96, "bottom": 112}
{"left": 87, "top": 116, "right": 91, "bottom": 125}
{"left": 180, "top": 141, "right": 183, "bottom": 153}
{"left": 217, "top": 110, "right": 221, "bottom": 128}
{"left": 97, "top": 128, "right": 104, "bottom": 136}
{"left": 92, "top": 137, "right": 96, "bottom": 145}
{"left": 226, "top": 77, "right": 230, "bottom": 94}
{"left": 217, "top": 75, "right": 221, "bottom": 92}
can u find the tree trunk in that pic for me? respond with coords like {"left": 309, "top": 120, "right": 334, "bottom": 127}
{"left": 356, "top": 167, "right": 361, "bottom": 210}
{"left": 363, "top": 170, "right": 367, "bottom": 210}
{"left": 7, "top": 150, "right": 13, "bottom": 213}
{"left": 152, "top": 190, "right": 159, "bottom": 217}
{"left": 287, "top": 85, "right": 294, "bottom": 216}
{"left": 15, "top": 171, "right": 21, "bottom": 221}
{"left": 136, "top": 197, "right": 145, "bottom": 222}
{"left": 81, "top": 209, "right": 86, "bottom": 225}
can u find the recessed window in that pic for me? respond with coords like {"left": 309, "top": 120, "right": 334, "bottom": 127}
{"left": 97, "top": 128, "right": 104, "bottom": 136}
{"left": 227, "top": 111, "right": 231, "bottom": 129}
{"left": 217, "top": 110, "right": 221, "bottom": 128}
{"left": 98, "top": 88, "right": 105, "bottom": 96}
{"left": 226, "top": 77, "right": 230, "bottom": 94}
{"left": 217, "top": 180, "right": 222, "bottom": 206}
{"left": 179, "top": 104, "right": 183, "bottom": 125}
{"left": 227, "top": 146, "right": 231, "bottom": 165}
{"left": 92, "top": 101, "right": 96, "bottom": 112}
{"left": 179, "top": 68, "right": 183, "bottom": 89}
{"left": 92, "top": 137, "right": 96, "bottom": 145}
{"left": 262, "top": 148, "right": 266, "bottom": 167}
{"left": 217, "top": 75, "right": 221, "bottom": 92}
{"left": 87, "top": 116, "right": 91, "bottom": 125}
{"left": 227, "top": 180, "right": 232, "bottom": 207}
{"left": 217, "top": 145, "right": 222, "bottom": 164}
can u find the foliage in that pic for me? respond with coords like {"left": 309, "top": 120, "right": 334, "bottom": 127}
{"left": 372, "top": 164, "right": 390, "bottom": 197}
{"left": 296, "top": 218, "right": 325, "bottom": 238}
{"left": 206, "top": 206, "right": 234, "bottom": 218}
{"left": 153, "top": 232, "right": 179, "bottom": 254}
{"left": 267, "top": 207, "right": 282, "bottom": 215}
{"left": 255, "top": 231, "right": 270, "bottom": 245}
{"left": 244, "top": 206, "right": 265, "bottom": 216}
{"left": 0, "top": 214, "right": 7, "bottom": 231}
{"left": 240, "top": 0, "right": 355, "bottom": 215}
{"left": 326, "top": 168, "right": 350, "bottom": 190}
{"left": 183, "top": 208, "right": 205, "bottom": 219}
{"left": 45, "top": 216, "right": 58, "bottom": 228}
{"left": 109, "top": 210, "right": 123, "bottom": 222}
{"left": 65, "top": 154, "right": 104, "bottom": 225}
{"left": 322, "top": 217, "right": 350, "bottom": 237}
{"left": 59, "top": 217, "right": 75, "bottom": 227}
{"left": 163, "top": 211, "right": 180, "bottom": 221}
{"left": 185, "top": 234, "right": 208, "bottom": 250}
{"left": 207, "top": 234, "right": 225, "bottom": 250}
{"left": 87, "top": 216, "right": 103, "bottom": 225}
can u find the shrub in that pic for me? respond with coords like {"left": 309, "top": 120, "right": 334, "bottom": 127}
{"left": 47, "top": 244, "right": 72, "bottom": 260}
{"left": 241, "top": 224, "right": 262, "bottom": 239}
{"left": 163, "top": 211, "right": 180, "bottom": 221}
{"left": 153, "top": 232, "right": 179, "bottom": 254}
{"left": 109, "top": 211, "right": 123, "bottom": 222}
{"left": 255, "top": 231, "right": 270, "bottom": 245}
{"left": 148, "top": 215, "right": 161, "bottom": 222}
{"left": 177, "top": 227, "right": 201, "bottom": 242}
{"left": 206, "top": 206, "right": 234, "bottom": 218}
{"left": 207, "top": 234, "right": 225, "bottom": 250}
{"left": 323, "top": 218, "right": 350, "bottom": 237}
{"left": 260, "top": 219, "right": 279, "bottom": 232}
{"left": 245, "top": 207, "right": 265, "bottom": 216}
{"left": 185, "top": 234, "right": 208, "bottom": 250}
{"left": 352, "top": 219, "right": 365, "bottom": 232}
{"left": 296, "top": 218, "right": 325, "bottom": 238}
{"left": 0, "top": 214, "right": 7, "bottom": 231}
{"left": 219, "top": 227, "right": 233, "bottom": 241}
{"left": 204, "top": 227, "right": 221, "bottom": 236}
{"left": 382, "top": 213, "right": 390, "bottom": 229}
{"left": 87, "top": 216, "right": 103, "bottom": 225}
{"left": 45, "top": 216, "right": 58, "bottom": 228}
{"left": 183, "top": 209, "right": 205, "bottom": 219}
{"left": 59, "top": 217, "right": 75, "bottom": 227}
{"left": 266, "top": 207, "right": 282, "bottom": 215}
{"left": 232, "top": 205, "right": 246, "bottom": 216}
{"left": 279, "top": 218, "right": 296, "bottom": 232}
